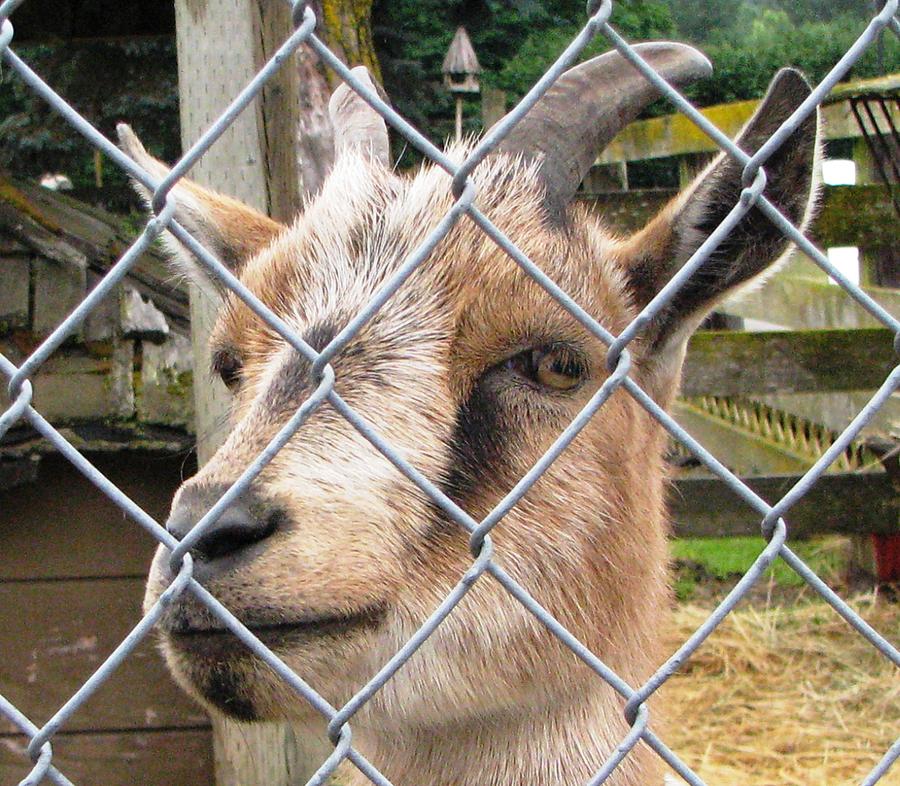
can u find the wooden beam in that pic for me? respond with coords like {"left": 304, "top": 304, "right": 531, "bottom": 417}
{"left": 0, "top": 452, "right": 186, "bottom": 579}
{"left": 826, "top": 73, "right": 900, "bottom": 102}
{"left": 581, "top": 185, "right": 896, "bottom": 254}
{"left": 670, "top": 472, "right": 897, "bottom": 539}
{"left": 721, "top": 276, "right": 900, "bottom": 330}
{"left": 0, "top": 579, "right": 209, "bottom": 734}
{"left": 0, "top": 729, "right": 213, "bottom": 786}
{"left": 682, "top": 328, "right": 896, "bottom": 396}
{"left": 596, "top": 76, "right": 900, "bottom": 164}
{"left": 0, "top": 178, "right": 189, "bottom": 329}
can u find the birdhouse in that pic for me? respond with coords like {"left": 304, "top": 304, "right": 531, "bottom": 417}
{"left": 442, "top": 26, "right": 481, "bottom": 94}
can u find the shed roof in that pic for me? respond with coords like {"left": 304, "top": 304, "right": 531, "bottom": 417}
{"left": 0, "top": 179, "right": 189, "bottom": 329}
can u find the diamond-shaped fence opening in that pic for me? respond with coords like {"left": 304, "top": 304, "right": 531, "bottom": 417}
{"left": 1, "top": 1, "right": 899, "bottom": 785}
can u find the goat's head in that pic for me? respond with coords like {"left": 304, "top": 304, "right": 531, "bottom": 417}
{"left": 123, "top": 43, "right": 818, "bottom": 769}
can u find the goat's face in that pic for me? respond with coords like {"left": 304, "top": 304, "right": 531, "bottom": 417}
{"left": 125, "top": 49, "right": 818, "bottom": 732}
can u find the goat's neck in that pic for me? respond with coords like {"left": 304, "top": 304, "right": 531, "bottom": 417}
{"left": 336, "top": 688, "right": 658, "bottom": 786}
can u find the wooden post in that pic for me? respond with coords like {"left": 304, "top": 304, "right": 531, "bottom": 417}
{"left": 480, "top": 86, "right": 506, "bottom": 131}
{"left": 173, "top": 1, "right": 329, "bottom": 783}
{"left": 455, "top": 95, "right": 463, "bottom": 142}
{"left": 853, "top": 137, "right": 878, "bottom": 185}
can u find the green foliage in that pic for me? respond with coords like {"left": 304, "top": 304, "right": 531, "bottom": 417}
{"left": 494, "top": 2, "right": 673, "bottom": 96}
{"left": 668, "top": 0, "right": 743, "bottom": 42}
{"left": 0, "top": 37, "right": 179, "bottom": 210}
{"left": 373, "top": 0, "right": 674, "bottom": 157}
{"left": 666, "top": 1, "right": 899, "bottom": 106}
{"left": 3, "top": 0, "right": 897, "bottom": 203}
{"left": 376, "top": 0, "right": 898, "bottom": 163}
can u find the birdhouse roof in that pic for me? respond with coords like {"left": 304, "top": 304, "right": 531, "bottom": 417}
{"left": 442, "top": 26, "right": 481, "bottom": 75}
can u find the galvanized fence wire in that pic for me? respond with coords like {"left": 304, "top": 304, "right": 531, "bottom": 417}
{"left": 1, "top": 0, "right": 899, "bottom": 783}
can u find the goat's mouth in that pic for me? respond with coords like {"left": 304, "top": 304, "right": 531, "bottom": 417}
{"left": 156, "top": 606, "right": 387, "bottom": 722}
{"left": 164, "top": 605, "right": 386, "bottom": 656}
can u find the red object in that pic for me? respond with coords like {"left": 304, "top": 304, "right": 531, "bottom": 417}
{"left": 873, "top": 534, "right": 900, "bottom": 582}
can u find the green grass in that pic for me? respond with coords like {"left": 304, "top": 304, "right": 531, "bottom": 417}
{"left": 671, "top": 536, "right": 848, "bottom": 601}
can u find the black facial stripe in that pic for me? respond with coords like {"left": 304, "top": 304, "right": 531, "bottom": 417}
{"left": 441, "top": 378, "right": 509, "bottom": 504}
{"left": 200, "top": 664, "right": 258, "bottom": 721}
{"left": 304, "top": 321, "right": 339, "bottom": 353}
{"left": 261, "top": 318, "right": 400, "bottom": 418}
{"left": 420, "top": 375, "right": 512, "bottom": 549}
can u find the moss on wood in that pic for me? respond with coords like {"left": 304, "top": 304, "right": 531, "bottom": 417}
{"left": 0, "top": 177, "right": 63, "bottom": 233}
{"left": 816, "top": 185, "right": 896, "bottom": 250}
{"left": 320, "top": 0, "right": 381, "bottom": 84}
{"left": 683, "top": 328, "right": 895, "bottom": 396}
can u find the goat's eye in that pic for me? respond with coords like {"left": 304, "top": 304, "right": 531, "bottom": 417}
{"left": 212, "top": 350, "right": 243, "bottom": 391}
{"left": 504, "top": 346, "right": 585, "bottom": 392}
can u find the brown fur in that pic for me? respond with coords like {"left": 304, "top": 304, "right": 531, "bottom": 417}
{"left": 126, "top": 60, "right": 818, "bottom": 786}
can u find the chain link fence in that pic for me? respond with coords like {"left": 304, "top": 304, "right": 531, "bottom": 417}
{"left": 1, "top": 0, "right": 899, "bottom": 784}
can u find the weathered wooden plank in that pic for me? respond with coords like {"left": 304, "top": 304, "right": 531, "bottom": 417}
{"left": 682, "top": 328, "right": 896, "bottom": 396}
{"left": 32, "top": 256, "right": 86, "bottom": 339}
{"left": 0, "top": 453, "right": 184, "bottom": 580}
{"left": 6, "top": 348, "right": 135, "bottom": 423}
{"left": 0, "top": 345, "right": 117, "bottom": 416}
{"left": 138, "top": 332, "right": 195, "bottom": 429}
{"left": 0, "top": 577, "right": 209, "bottom": 735}
{"left": 596, "top": 79, "right": 900, "bottom": 164}
{"left": 721, "top": 276, "right": 900, "bottom": 330}
{"left": 0, "top": 256, "right": 29, "bottom": 331}
{"left": 582, "top": 185, "right": 896, "bottom": 252}
{"left": 0, "top": 729, "right": 213, "bottom": 786}
{"left": 670, "top": 472, "right": 897, "bottom": 539}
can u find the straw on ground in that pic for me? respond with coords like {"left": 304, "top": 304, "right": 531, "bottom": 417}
{"left": 661, "top": 594, "right": 899, "bottom": 786}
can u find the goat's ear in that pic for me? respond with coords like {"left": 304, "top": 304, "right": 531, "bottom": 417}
{"left": 116, "top": 124, "right": 283, "bottom": 293}
{"left": 619, "top": 69, "right": 819, "bottom": 386}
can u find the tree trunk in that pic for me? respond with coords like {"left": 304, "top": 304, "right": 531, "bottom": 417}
{"left": 317, "top": 0, "right": 381, "bottom": 83}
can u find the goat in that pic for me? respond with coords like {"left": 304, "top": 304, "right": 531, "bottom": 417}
{"left": 119, "top": 42, "right": 818, "bottom": 786}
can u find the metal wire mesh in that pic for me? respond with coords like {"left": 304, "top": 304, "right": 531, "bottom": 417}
{"left": 1, "top": 1, "right": 899, "bottom": 784}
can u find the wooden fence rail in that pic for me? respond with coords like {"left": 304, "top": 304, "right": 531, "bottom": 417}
{"left": 682, "top": 328, "right": 896, "bottom": 396}
{"left": 671, "top": 473, "right": 897, "bottom": 539}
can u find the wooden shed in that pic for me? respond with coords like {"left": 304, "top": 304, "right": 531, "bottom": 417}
{"left": 0, "top": 179, "right": 215, "bottom": 784}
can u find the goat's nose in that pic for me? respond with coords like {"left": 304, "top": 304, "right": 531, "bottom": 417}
{"left": 166, "top": 495, "right": 279, "bottom": 562}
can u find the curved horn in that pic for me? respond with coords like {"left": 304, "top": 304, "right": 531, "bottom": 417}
{"left": 329, "top": 66, "right": 390, "bottom": 167}
{"left": 496, "top": 42, "right": 712, "bottom": 223}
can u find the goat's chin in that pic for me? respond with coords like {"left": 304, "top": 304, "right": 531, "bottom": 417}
{"left": 158, "top": 626, "right": 379, "bottom": 722}
{"left": 144, "top": 576, "right": 386, "bottom": 722}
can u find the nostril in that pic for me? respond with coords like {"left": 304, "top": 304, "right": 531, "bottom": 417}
{"left": 194, "top": 505, "right": 280, "bottom": 561}
{"left": 168, "top": 503, "right": 282, "bottom": 562}
{"left": 195, "top": 522, "right": 260, "bottom": 560}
